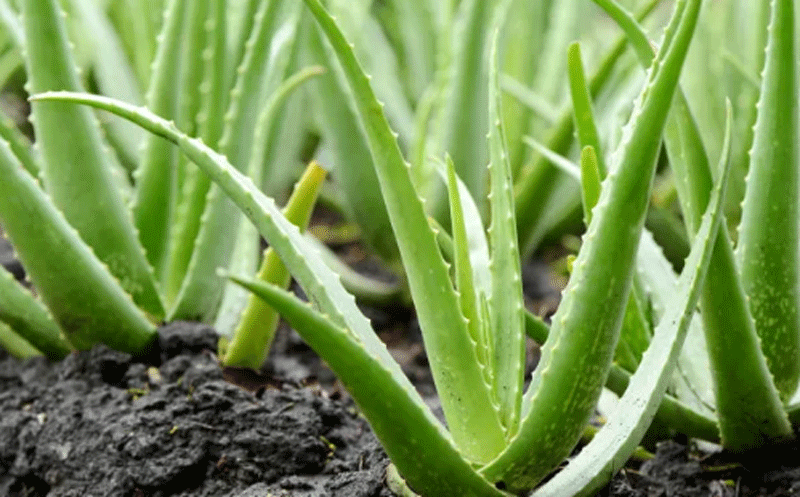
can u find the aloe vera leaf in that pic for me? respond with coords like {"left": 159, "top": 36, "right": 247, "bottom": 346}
{"left": 0, "top": 265, "right": 71, "bottom": 358}
{"left": 304, "top": 0, "right": 509, "bottom": 463}
{"left": 599, "top": 0, "right": 793, "bottom": 449}
{"left": 378, "top": 0, "right": 436, "bottom": 103}
{"left": 0, "top": 321, "right": 42, "bottom": 359}
{"left": 579, "top": 146, "right": 602, "bottom": 224}
{"left": 31, "top": 92, "right": 374, "bottom": 349}
{"left": 568, "top": 43, "right": 607, "bottom": 177}
{"left": 446, "top": 156, "right": 484, "bottom": 329}
{"left": 575, "top": 152, "right": 652, "bottom": 371}
{"left": 432, "top": 156, "right": 492, "bottom": 298}
{"left": 228, "top": 276, "right": 508, "bottom": 497}
{"left": 170, "top": 0, "right": 301, "bottom": 321}
{"left": 306, "top": 23, "right": 399, "bottom": 262}
{"left": 434, "top": 0, "right": 490, "bottom": 207}
{"left": 522, "top": 298, "right": 719, "bottom": 443}
{"left": 168, "top": 0, "right": 210, "bottom": 210}
{"left": 0, "top": 138, "right": 155, "bottom": 353}
{"left": 326, "top": 3, "right": 415, "bottom": 142}
{"left": 534, "top": 102, "right": 732, "bottom": 497}
{"left": 213, "top": 65, "right": 324, "bottom": 339}
{"left": 480, "top": 0, "right": 702, "bottom": 490}
{"left": 427, "top": 223, "right": 720, "bottom": 443}
{"left": 162, "top": 0, "right": 226, "bottom": 303}
{"left": 0, "top": 0, "right": 22, "bottom": 47}
{"left": 514, "top": 0, "right": 663, "bottom": 256}
{"left": 221, "top": 162, "right": 326, "bottom": 370}
{"left": 735, "top": 0, "right": 800, "bottom": 399}
{"left": 567, "top": 41, "right": 675, "bottom": 371}
{"left": 0, "top": 111, "right": 38, "bottom": 177}
{"left": 131, "top": 0, "right": 184, "bottom": 279}
{"left": 31, "top": 92, "right": 506, "bottom": 496}
{"left": 68, "top": 0, "right": 144, "bottom": 166}
{"left": 445, "top": 156, "right": 493, "bottom": 390}
{"left": 21, "top": 0, "right": 164, "bottom": 320}
{"left": 486, "top": 30, "right": 525, "bottom": 436}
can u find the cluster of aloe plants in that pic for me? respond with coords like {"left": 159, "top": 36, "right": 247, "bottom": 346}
{"left": 3, "top": 0, "right": 800, "bottom": 495}
{"left": 0, "top": 0, "right": 332, "bottom": 370}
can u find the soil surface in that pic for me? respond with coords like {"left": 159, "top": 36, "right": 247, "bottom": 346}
{"left": 4, "top": 235, "right": 800, "bottom": 496}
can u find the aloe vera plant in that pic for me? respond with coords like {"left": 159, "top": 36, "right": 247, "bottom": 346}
{"left": 27, "top": 0, "right": 723, "bottom": 493}
{"left": 587, "top": 0, "right": 800, "bottom": 456}
{"left": 0, "top": 0, "right": 326, "bottom": 366}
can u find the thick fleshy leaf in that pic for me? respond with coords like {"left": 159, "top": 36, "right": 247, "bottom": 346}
{"left": 22, "top": 0, "right": 164, "bottom": 319}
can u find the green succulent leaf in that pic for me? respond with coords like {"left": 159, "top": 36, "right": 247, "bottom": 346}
{"left": 132, "top": 0, "right": 184, "bottom": 279}
{"left": 0, "top": 138, "right": 156, "bottom": 353}
{"left": 736, "top": 0, "right": 800, "bottom": 400}
{"left": 302, "top": 0, "right": 506, "bottom": 463}
{"left": 22, "top": 0, "right": 164, "bottom": 320}
{"left": 486, "top": 28, "right": 525, "bottom": 436}
{"left": 0, "top": 265, "right": 71, "bottom": 359}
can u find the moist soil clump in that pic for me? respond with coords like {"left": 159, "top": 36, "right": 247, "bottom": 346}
{"left": 0, "top": 322, "right": 392, "bottom": 497}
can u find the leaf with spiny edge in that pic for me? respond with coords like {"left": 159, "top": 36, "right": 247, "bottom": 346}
{"left": 305, "top": 15, "right": 399, "bottom": 262}
{"left": 221, "top": 160, "right": 326, "bottom": 371}
{"left": 302, "top": 0, "right": 507, "bottom": 464}
{"left": 736, "top": 0, "right": 800, "bottom": 400}
{"left": 445, "top": 155, "right": 494, "bottom": 393}
{"left": 0, "top": 264, "right": 71, "bottom": 359}
{"left": 132, "top": 0, "right": 185, "bottom": 280}
{"left": 214, "top": 65, "right": 325, "bottom": 341}
{"left": 67, "top": 0, "right": 144, "bottom": 166}
{"left": 486, "top": 27, "right": 525, "bottom": 437}
{"left": 162, "top": 0, "right": 226, "bottom": 304}
{"left": 169, "top": 0, "right": 302, "bottom": 322}
{"left": 0, "top": 137, "right": 156, "bottom": 353}
{"left": 21, "top": 0, "right": 164, "bottom": 320}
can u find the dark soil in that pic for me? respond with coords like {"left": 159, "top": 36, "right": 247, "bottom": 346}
{"left": 4, "top": 234, "right": 800, "bottom": 496}
{"left": 0, "top": 322, "right": 392, "bottom": 497}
